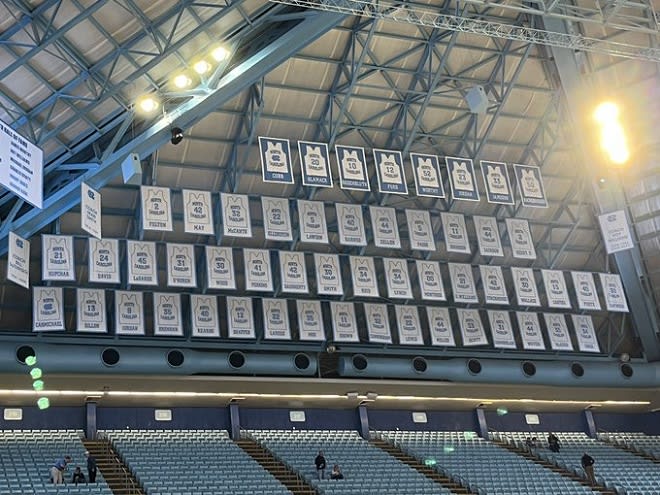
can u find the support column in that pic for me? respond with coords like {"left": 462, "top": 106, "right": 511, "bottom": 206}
{"left": 85, "top": 401, "right": 97, "bottom": 440}
{"left": 475, "top": 408, "right": 488, "bottom": 439}
{"left": 229, "top": 402, "right": 241, "bottom": 441}
{"left": 358, "top": 403, "right": 370, "bottom": 440}
{"left": 584, "top": 409, "right": 597, "bottom": 438}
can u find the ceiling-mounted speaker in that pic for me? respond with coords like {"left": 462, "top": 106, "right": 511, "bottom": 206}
{"left": 466, "top": 85, "right": 488, "bottom": 115}
{"left": 171, "top": 127, "right": 184, "bottom": 145}
{"left": 121, "top": 153, "right": 142, "bottom": 185}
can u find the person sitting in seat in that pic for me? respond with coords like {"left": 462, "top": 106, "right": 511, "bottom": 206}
{"left": 330, "top": 464, "right": 344, "bottom": 480}
{"left": 548, "top": 432, "right": 561, "bottom": 453}
{"left": 71, "top": 466, "right": 86, "bottom": 485}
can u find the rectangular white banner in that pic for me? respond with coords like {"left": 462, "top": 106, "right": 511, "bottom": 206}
{"left": 598, "top": 210, "right": 634, "bottom": 254}
{"left": 330, "top": 302, "right": 359, "bottom": 342}
{"left": 76, "top": 288, "right": 107, "bottom": 333}
{"left": 571, "top": 271, "right": 601, "bottom": 311}
{"left": 481, "top": 160, "right": 514, "bottom": 205}
{"left": 81, "top": 182, "right": 102, "bottom": 239}
{"left": 279, "top": 251, "right": 308, "bottom": 294}
{"left": 221, "top": 193, "right": 252, "bottom": 238}
{"left": 541, "top": 269, "right": 571, "bottom": 309}
{"left": 406, "top": 209, "right": 435, "bottom": 251}
{"left": 572, "top": 314, "right": 600, "bottom": 353}
{"left": 441, "top": 212, "right": 470, "bottom": 254}
{"left": 410, "top": 153, "right": 445, "bottom": 198}
{"left": 395, "top": 305, "right": 424, "bottom": 345}
{"left": 262, "top": 298, "right": 291, "bottom": 340}
{"left": 244, "top": 249, "right": 273, "bottom": 292}
{"left": 335, "top": 145, "right": 370, "bottom": 191}
{"left": 446, "top": 156, "right": 480, "bottom": 201}
{"left": 516, "top": 312, "right": 545, "bottom": 350}
{"left": 259, "top": 136, "right": 294, "bottom": 184}
{"left": 350, "top": 256, "right": 379, "bottom": 297}
{"left": 457, "top": 308, "right": 488, "bottom": 346}
{"left": 298, "top": 200, "right": 328, "bottom": 244}
{"left": 88, "top": 238, "right": 120, "bottom": 284}
{"left": 487, "top": 310, "right": 516, "bottom": 349}
{"left": 370, "top": 206, "right": 401, "bottom": 248}
{"left": 0, "top": 118, "right": 44, "bottom": 208}
{"left": 512, "top": 267, "right": 541, "bottom": 307}
{"left": 473, "top": 216, "right": 503, "bottom": 257}
{"left": 416, "top": 260, "right": 446, "bottom": 301}
{"left": 480, "top": 265, "right": 509, "bottom": 305}
{"left": 227, "top": 296, "right": 255, "bottom": 338}
{"left": 364, "top": 303, "right": 392, "bottom": 343}
{"left": 427, "top": 307, "right": 456, "bottom": 346}
{"left": 205, "top": 246, "right": 236, "bottom": 289}
{"left": 190, "top": 295, "right": 220, "bottom": 337}
{"left": 33, "top": 287, "right": 65, "bottom": 331}
{"left": 506, "top": 218, "right": 536, "bottom": 260}
{"left": 262, "top": 196, "right": 292, "bottom": 241}
{"left": 42, "top": 235, "right": 75, "bottom": 281}
{"left": 599, "top": 273, "right": 629, "bottom": 312}
{"left": 384, "top": 258, "right": 412, "bottom": 299}
{"left": 299, "top": 140, "right": 332, "bottom": 187}
{"left": 167, "top": 243, "right": 196, "bottom": 288}
{"left": 336, "top": 203, "right": 367, "bottom": 246}
{"left": 514, "top": 164, "right": 548, "bottom": 208}
{"left": 127, "top": 240, "right": 158, "bottom": 286}
{"left": 374, "top": 148, "right": 408, "bottom": 195}
{"left": 8, "top": 232, "right": 29, "bottom": 288}
{"left": 153, "top": 292, "right": 183, "bottom": 336}
{"left": 544, "top": 313, "right": 573, "bottom": 351}
{"left": 114, "top": 290, "right": 145, "bottom": 335}
{"left": 314, "top": 253, "right": 343, "bottom": 295}
{"left": 183, "top": 189, "right": 214, "bottom": 235}
{"left": 296, "top": 300, "right": 325, "bottom": 341}
{"left": 449, "top": 263, "right": 478, "bottom": 303}
{"left": 141, "top": 186, "right": 172, "bottom": 231}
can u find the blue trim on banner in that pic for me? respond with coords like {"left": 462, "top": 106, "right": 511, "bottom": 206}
{"left": 335, "top": 145, "right": 370, "bottom": 191}
{"left": 514, "top": 164, "right": 548, "bottom": 208}
{"left": 481, "top": 160, "right": 514, "bottom": 205}
{"left": 446, "top": 156, "right": 480, "bottom": 201}
{"left": 299, "top": 140, "right": 332, "bottom": 187}
{"left": 259, "top": 136, "right": 294, "bottom": 184}
{"left": 410, "top": 152, "right": 445, "bottom": 198}
{"left": 374, "top": 149, "right": 408, "bottom": 195}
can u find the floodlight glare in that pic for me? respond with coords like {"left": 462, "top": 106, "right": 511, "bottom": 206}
{"left": 37, "top": 397, "right": 50, "bottom": 410}
{"left": 30, "top": 368, "right": 42, "bottom": 380}
{"left": 496, "top": 407, "right": 508, "bottom": 416}
{"left": 33, "top": 380, "right": 44, "bottom": 391}
{"left": 25, "top": 355, "right": 36, "bottom": 366}
{"left": 594, "top": 102, "right": 619, "bottom": 124}
{"left": 137, "top": 95, "right": 160, "bottom": 114}
{"left": 173, "top": 73, "right": 193, "bottom": 89}
{"left": 193, "top": 60, "right": 212, "bottom": 75}
{"left": 211, "top": 45, "right": 230, "bottom": 62}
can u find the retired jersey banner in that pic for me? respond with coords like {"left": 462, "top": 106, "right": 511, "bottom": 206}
{"left": 374, "top": 149, "right": 407, "bottom": 195}
{"left": 296, "top": 300, "right": 325, "bottom": 341}
{"left": 259, "top": 136, "right": 294, "bottom": 184}
{"left": 141, "top": 186, "right": 172, "bottom": 231}
{"left": 487, "top": 310, "right": 516, "bottom": 349}
{"left": 447, "top": 156, "right": 479, "bottom": 201}
{"left": 336, "top": 145, "right": 370, "bottom": 191}
{"left": 244, "top": 249, "right": 273, "bottom": 292}
{"left": 473, "top": 215, "right": 503, "bottom": 257}
{"left": 153, "top": 293, "right": 183, "bottom": 336}
{"left": 599, "top": 273, "right": 629, "bottom": 312}
{"left": 279, "top": 251, "right": 308, "bottom": 294}
{"left": 8, "top": 232, "right": 30, "bottom": 288}
{"left": 190, "top": 294, "right": 220, "bottom": 337}
{"left": 262, "top": 298, "right": 291, "bottom": 340}
{"left": 81, "top": 182, "right": 102, "bottom": 239}
{"left": 88, "top": 238, "right": 120, "bottom": 284}
{"left": 299, "top": 140, "right": 332, "bottom": 187}
{"left": 261, "top": 196, "right": 292, "bottom": 241}
{"left": 541, "top": 269, "right": 571, "bottom": 309}
{"left": 315, "top": 254, "right": 343, "bottom": 296}
{"left": 205, "top": 246, "right": 236, "bottom": 289}
{"left": 114, "top": 290, "right": 145, "bottom": 335}
{"left": 572, "top": 314, "right": 600, "bottom": 353}
{"left": 458, "top": 308, "right": 488, "bottom": 346}
{"left": 571, "top": 271, "right": 601, "bottom": 311}
{"left": 449, "top": 263, "right": 478, "bottom": 303}
{"left": 506, "top": 218, "right": 536, "bottom": 260}
{"left": 481, "top": 160, "right": 514, "bottom": 205}
{"left": 480, "top": 265, "right": 509, "bottom": 305}
{"left": 298, "top": 200, "right": 328, "bottom": 244}
{"left": 127, "top": 241, "right": 157, "bottom": 286}
{"left": 350, "top": 256, "right": 379, "bottom": 297}
{"left": 42, "top": 235, "right": 75, "bottom": 281}
{"left": 330, "top": 302, "right": 359, "bottom": 342}
{"left": 227, "top": 296, "right": 255, "bottom": 338}
{"left": 336, "top": 203, "right": 367, "bottom": 246}
{"left": 365, "top": 303, "right": 392, "bottom": 343}
{"left": 441, "top": 212, "right": 470, "bottom": 254}
{"left": 33, "top": 287, "right": 65, "bottom": 331}
{"left": 598, "top": 210, "right": 634, "bottom": 254}
{"left": 395, "top": 305, "right": 424, "bottom": 345}
{"left": 416, "top": 260, "right": 446, "bottom": 301}
{"left": 427, "top": 307, "right": 456, "bottom": 347}
{"left": 516, "top": 312, "right": 545, "bottom": 350}
{"left": 370, "top": 206, "right": 401, "bottom": 249}
{"left": 384, "top": 258, "right": 412, "bottom": 299}
{"left": 167, "top": 243, "right": 196, "bottom": 288}
{"left": 512, "top": 267, "right": 540, "bottom": 307}
{"left": 76, "top": 288, "right": 107, "bottom": 333}
{"left": 514, "top": 164, "right": 548, "bottom": 208}
{"left": 544, "top": 313, "right": 573, "bottom": 351}
{"left": 410, "top": 153, "right": 444, "bottom": 198}
{"left": 406, "top": 209, "right": 435, "bottom": 251}
{"left": 221, "top": 193, "right": 252, "bottom": 238}
{"left": 183, "top": 189, "right": 214, "bottom": 235}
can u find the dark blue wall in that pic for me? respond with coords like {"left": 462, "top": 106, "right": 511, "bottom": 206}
{"left": 594, "top": 412, "right": 660, "bottom": 435}
{"left": 0, "top": 406, "right": 85, "bottom": 430}
{"left": 368, "top": 409, "right": 477, "bottom": 432}
{"left": 485, "top": 411, "right": 587, "bottom": 433}
{"left": 240, "top": 408, "right": 360, "bottom": 430}
{"left": 96, "top": 407, "right": 230, "bottom": 430}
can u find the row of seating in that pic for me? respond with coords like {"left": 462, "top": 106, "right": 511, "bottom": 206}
{"left": 598, "top": 432, "right": 660, "bottom": 459}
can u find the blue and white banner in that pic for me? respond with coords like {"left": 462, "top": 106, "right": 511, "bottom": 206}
{"left": 330, "top": 302, "right": 359, "bottom": 342}
{"left": 262, "top": 196, "right": 292, "bottom": 241}
{"left": 516, "top": 312, "right": 545, "bottom": 350}
{"left": 350, "top": 256, "right": 379, "bottom": 297}
{"left": 227, "top": 296, "right": 255, "bottom": 338}
{"left": 541, "top": 269, "right": 571, "bottom": 309}
{"left": 296, "top": 300, "right": 325, "bottom": 341}
{"left": 406, "top": 209, "right": 435, "bottom": 251}
{"left": 8, "top": 231, "right": 30, "bottom": 289}
{"left": 572, "top": 314, "right": 600, "bottom": 353}
{"left": 599, "top": 273, "right": 629, "bottom": 312}
{"left": 205, "top": 246, "right": 236, "bottom": 290}
{"left": 167, "top": 243, "right": 196, "bottom": 288}
{"left": 395, "top": 305, "right": 423, "bottom": 345}
{"left": 244, "top": 249, "right": 273, "bottom": 292}
{"left": 480, "top": 265, "right": 508, "bottom": 305}
{"left": 415, "top": 260, "right": 446, "bottom": 301}
{"left": 427, "top": 307, "right": 455, "bottom": 346}
{"left": 364, "top": 303, "right": 392, "bottom": 344}
{"left": 449, "top": 263, "right": 478, "bottom": 303}
{"left": 262, "top": 298, "right": 291, "bottom": 340}
{"left": 279, "top": 251, "right": 308, "bottom": 294}
{"left": 141, "top": 186, "right": 173, "bottom": 231}
{"left": 457, "top": 308, "right": 488, "bottom": 346}
{"left": 487, "top": 310, "right": 516, "bottom": 349}
{"left": 514, "top": 164, "right": 548, "bottom": 208}
{"left": 383, "top": 258, "right": 412, "bottom": 299}
{"left": 512, "top": 267, "right": 541, "bottom": 307}
{"left": 481, "top": 160, "right": 514, "bottom": 205}
{"left": 314, "top": 253, "right": 343, "bottom": 296}
{"left": 336, "top": 203, "right": 367, "bottom": 246}
{"left": 42, "top": 234, "right": 75, "bottom": 281}
{"left": 259, "top": 136, "right": 294, "bottom": 184}
{"left": 221, "top": 193, "right": 252, "bottom": 238}
{"left": 441, "top": 212, "right": 470, "bottom": 254}
{"left": 81, "top": 182, "right": 102, "bottom": 239}
{"left": 299, "top": 140, "right": 332, "bottom": 187}
{"left": 335, "top": 145, "right": 370, "bottom": 191}
{"left": 571, "top": 271, "right": 601, "bottom": 311}
{"left": 473, "top": 215, "right": 503, "bottom": 257}
{"left": 506, "top": 218, "right": 536, "bottom": 260}
{"left": 410, "top": 153, "right": 445, "bottom": 198}
{"left": 153, "top": 292, "right": 183, "bottom": 336}
{"left": 127, "top": 241, "right": 157, "bottom": 286}
{"left": 446, "top": 156, "right": 480, "bottom": 201}
{"left": 183, "top": 189, "right": 214, "bottom": 235}
{"left": 190, "top": 294, "right": 220, "bottom": 337}
{"left": 370, "top": 206, "right": 401, "bottom": 248}
{"left": 598, "top": 210, "right": 634, "bottom": 254}
{"left": 76, "top": 288, "right": 107, "bottom": 333}
{"left": 374, "top": 149, "right": 408, "bottom": 195}
{"left": 544, "top": 313, "right": 573, "bottom": 351}
{"left": 33, "top": 287, "right": 65, "bottom": 332}
{"left": 298, "top": 200, "right": 328, "bottom": 244}
{"left": 114, "top": 290, "right": 145, "bottom": 335}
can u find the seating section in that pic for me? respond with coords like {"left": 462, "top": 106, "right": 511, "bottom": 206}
{"left": 247, "top": 429, "right": 451, "bottom": 495}
{"left": 0, "top": 429, "right": 111, "bottom": 495}
{"left": 598, "top": 432, "right": 660, "bottom": 459}
{"left": 379, "top": 430, "right": 596, "bottom": 495}
{"left": 104, "top": 429, "right": 291, "bottom": 495}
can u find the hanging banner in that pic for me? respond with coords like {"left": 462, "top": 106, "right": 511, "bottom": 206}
{"left": 514, "top": 164, "right": 548, "bottom": 208}
{"left": 259, "top": 136, "right": 294, "bottom": 184}
{"left": 572, "top": 314, "right": 600, "bottom": 353}
{"left": 571, "top": 271, "right": 601, "bottom": 311}
{"left": 76, "top": 288, "right": 107, "bottom": 333}
{"left": 141, "top": 186, "right": 173, "bottom": 231}
{"left": 227, "top": 296, "right": 255, "bottom": 338}
{"left": 205, "top": 246, "right": 236, "bottom": 290}
{"left": 33, "top": 287, "right": 65, "bottom": 331}
{"left": 473, "top": 215, "right": 503, "bottom": 257}
{"left": 190, "top": 294, "right": 220, "bottom": 337}
{"left": 395, "top": 305, "right": 424, "bottom": 345}
{"left": 279, "top": 251, "right": 308, "bottom": 294}
{"left": 370, "top": 206, "right": 401, "bottom": 249}
{"left": 42, "top": 235, "right": 75, "bottom": 281}
{"left": 487, "top": 310, "right": 516, "bottom": 349}
{"left": 410, "top": 153, "right": 445, "bottom": 198}
{"left": 262, "top": 196, "right": 293, "bottom": 241}
{"left": 383, "top": 258, "right": 412, "bottom": 299}
{"left": 127, "top": 240, "right": 158, "bottom": 286}
{"left": 350, "top": 256, "right": 379, "bottom": 297}
{"left": 8, "top": 232, "right": 30, "bottom": 289}
{"left": 335, "top": 145, "right": 370, "bottom": 191}
{"left": 114, "top": 290, "right": 145, "bottom": 335}
{"left": 336, "top": 203, "right": 367, "bottom": 246}
{"left": 299, "top": 140, "right": 332, "bottom": 187}
{"left": 427, "top": 307, "right": 456, "bottom": 346}
{"left": 0, "top": 118, "right": 44, "bottom": 208}
{"left": 373, "top": 149, "right": 408, "bottom": 195}
{"left": 405, "top": 209, "right": 435, "bottom": 251}
{"left": 330, "top": 302, "right": 359, "bottom": 342}
{"left": 244, "top": 249, "right": 273, "bottom": 292}
{"left": 81, "top": 182, "right": 102, "bottom": 239}
{"left": 448, "top": 263, "right": 478, "bottom": 303}
{"left": 512, "top": 267, "right": 541, "bottom": 307}
{"left": 599, "top": 273, "right": 629, "bottom": 312}
{"left": 314, "top": 253, "right": 343, "bottom": 295}
{"left": 544, "top": 313, "right": 573, "bottom": 351}
{"left": 516, "top": 312, "right": 545, "bottom": 350}
{"left": 182, "top": 189, "right": 214, "bottom": 235}
{"left": 364, "top": 303, "right": 392, "bottom": 343}
{"left": 88, "top": 238, "right": 120, "bottom": 284}
{"left": 457, "top": 308, "right": 488, "bottom": 346}
{"left": 441, "top": 212, "right": 470, "bottom": 254}
{"left": 298, "top": 200, "right": 328, "bottom": 244}
{"left": 480, "top": 265, "right": 509, "bottom": 305}
{"left": 153, "top": 293, "right": 183, "bottom": 336}
{"left": 296, "top": 300, "right": 325, "bottom": 341}
{"left": 167, "top": 243, "right": 196, "bottom": 288}
{"left": 541, "top": 269, "right": 571, "bottom": 309}
{"left": 221, "top": 193, "right": 252, "bottom": 238}
{"left": 598, "top": 210, "right": 634, "bottom": 254}
{"left": 506, "top": 218, "right": 537, "bottom": 260}
{"left": 262, "top": 298, "right": 291, "bottom": 340}
{"left": 416, "top": 260, "right": 446, "bottom": 301}
{"left": 446, "top": 156, "right": 480, "bottom": 201}
{"left": 481, "top": 160, "right": 514, "bottom": 205}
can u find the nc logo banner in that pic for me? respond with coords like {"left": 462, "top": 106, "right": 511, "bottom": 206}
{"left": 373, "top": 149, "right": 408, "bottom": 195}
{"left": 335, "top": 145, "right": 370, "bottom": 191}
{"left": 446, "top": 156, "right": 480, "bottom": 201}
{"left": 298, "top": 141, "right": 332, "bottom": 187}
{"left": 481, "top": 160, "right": 514, "bottom": 205}
{"left": 514, "top": 164, "right": 548, "bottom": 208}
{"left": 259, "top": 136, "right": 294, "bottom": 184}
{"left": 410, "top": 153, "right": 444, "bottom": 198}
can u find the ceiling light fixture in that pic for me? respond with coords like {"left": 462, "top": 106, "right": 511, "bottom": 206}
{"left": 210, "top": 45, "right": 230, "bottom": 62}
{"left": 136, "top": 95, "right": 160, "bottom": 114}
{"left": 172, "top": 73, "right": 193, "bottom": 89}
{"left": 193, "top": 59, "right": 212, "bottom": 75}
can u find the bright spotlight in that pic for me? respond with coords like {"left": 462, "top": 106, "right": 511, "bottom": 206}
{"left": 593, "top": 101, "right": 630, "bottom": 166}
{"left": 211, "top": 45, "right": 230, "bottom": 62}
{"left": 593, "top": 102, "right": 619, "bottom": 124}
{"left": 137, "top": 95, "right": 160, "bottom": 114}
{"left": 172, "top": 73, "right": 193, "bottom": 89}
{"left": 193, "top": 59, "right": 212, "bottom": 75}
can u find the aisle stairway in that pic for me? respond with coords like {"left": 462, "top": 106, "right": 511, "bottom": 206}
{"left": 82, "top": 439, "right": 145, "bottom": 495}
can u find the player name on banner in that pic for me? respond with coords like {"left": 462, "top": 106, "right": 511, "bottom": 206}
{"left": 599, "top": 273, "right": 629, "bottom": 312}
{"left": 598, "top": 210, "right": 634, "bottom": 254}
{"left": 571, "top": 271, "right": 601, "bottom": 311}
{"left": 88, "top": 238, "right": 120, "bottom": 284}
{"left": 374, "top": 149, "right": 407, "bottom": 195}
{"left": 336, "top": 145, "right": 370, "bottom": 191}
{"left": 190, "top": 295, "right": 220, "bottom": 337}
{"left": 33, "top": 287, "right": 64, "bottom": 331}
{"left": 572, "top": 314, "right": 600, "bottom": 353}
{"left": 447, "top": 156, "right": 480, "bottom": 201}
{"left": 473, "top": 216, "right": 503, "bottom": 257}
{"left": 76, "top": 289, "right": 107, "bottom": 333}
{"left": 506, "top": 218, "right": 536, "bottom": 260}
{"left": 314, "top": 254, "right": 343, "bottom": 295}
{"left": 259, "top": 136, "right": 294, "bottom": 184}
{"left": 153, "top": 293, "right": 183, "bottom": 336}
{"left": 296, "top": 300, "right": 325, "bottom": 341}
{"left": 299, "top": 140, "right": 332, "bottom": 187}
{"left": 336, "top": 203, "right": 367, "bottom": 246}
{"left": 183, "top": 189, "right": 214, "bottom": 235}
{"left": 330, "top": 302, "right": 359, "bottom": 342}
{"left": 0, "top": 118, "right": 44, "bottom": 208}
{"left": 114, "top": 290, "right": 145, "bottom": 335}
{"left": 141, "top": 186, "right": 172, "bottom": 231}
{"left": 441, "top": 212, "right": 470, "bottom": 254}
{"left": 262, "top": 298, "right": 291, "bottom": 340}
{"left": 487, "top": 310, "right": 516, "bottom": 349}
{"left": 81, "top": 182, "right": 102, "bottom": 239}
{"left": 514, "top": 164, "right": 548, "bottom": 208}
{"left": 406, "top": 209, "right": 435, "bottom": 251}
{"left": 541, "top": 269, "right": 571, "bottom": 309}
{"left": 262, "top": 196, "right": 293, "bottom": 241}
{"left": 410, "top": 153, "right": 445, "bottom": 198}
{"left": 512, "top": 267, "right": 540, "bottom": 307}
{"left": 416, "top": 260, "right": 446, "bottom": 301}
{"left": 298, "top": 200, "right": 328, "bottom": 244}
{"left": 427, "top": 307, "right": 456, "bottom": 346}
{"left": 227, "top": 296, "right": 255, "bottom": 338}
{"left": 544, "top": 313, "right": 573, "bottom": 351}
{"left": 449, "top": 263, "right": 478, "bottom": 303}
{"left": 279, "top": 251, "right": 308, "bottom": 294}
{"left": 480, "top": 265, "right": 509, "bottom": 305}
{"left": 221, "top": 193, "right": 252, "bottom": 238}
{"left": 364, "top": 303, "right": 392, "bottom": 344}
{"left": 350, "top": 256, "right": 379, "bottom": 297}
{"left": 42, "top": 235, "right": 75, "bottom": 281}
{"left": 205, "top": 246, "right": 236, "bottom": 289}
{"left": 370, "top": 206, "right": 401, "bottom": 249}
{"left": 383, "top": 258, "right": 412, "bottom": 299}
{"left": 8, "top": 232, "right": 30, "bottom": 288}
{"left": 395, "top": 305, "right": 424, "bottom": 345}
{"left": 516, "top": 312, "right": 545, "bottom": 350}
{"left": 458, "top": 308, "right": 488, "bottom": 346}
{"left": 127, "top": 240, "right": 158, "bottom": 286}
{"left": 167, "top": 243, "right": 196, "bottom": 288}
{"left": 244, "top": 249, "right": 273, "bottom": 292}
{"left": 481, "top": 160, "right": 514, "bottom": 205}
